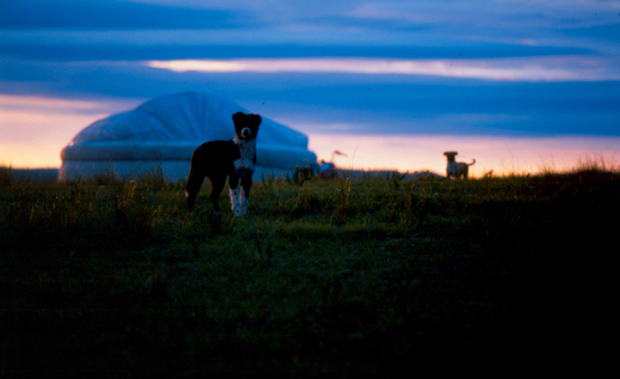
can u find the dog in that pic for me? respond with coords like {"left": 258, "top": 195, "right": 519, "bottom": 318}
{"left": 444, "top": 151, "right": 475, "bottom": 180}
{"left": 185, "top": 112, "right": 261, "bottom": 215}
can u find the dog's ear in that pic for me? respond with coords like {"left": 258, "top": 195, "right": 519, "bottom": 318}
{"left": 250, "top": 114, "right": 262, "bottom": 128}
{"left": 232, "top": 111, "right": 244, "bottom": 126}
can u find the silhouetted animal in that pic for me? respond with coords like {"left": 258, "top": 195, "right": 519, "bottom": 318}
{"left": 444, "top": 151, "right": 475, "bottom": 179}
{"left": 185, "top": 112, "right": 261, "bottom": 215}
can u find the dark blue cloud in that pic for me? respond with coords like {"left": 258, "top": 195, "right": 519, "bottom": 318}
{"left": 1, "top": 0, "right": 619, "bottom": 138}
{"left": 0, "top": 0, "right": 245, "bottom": 30}
{"left": 564, "top": 22, "right": 620, "bottom": 43}
{"left": 0, "top": 41, "right": 593, "bottom": 62}
{"left": 2, "top": 58, "right": 618, "bottom": 136}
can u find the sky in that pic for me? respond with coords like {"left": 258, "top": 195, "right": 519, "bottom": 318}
{"left": 1, "top": 0, "right": 620, "bottom": 174}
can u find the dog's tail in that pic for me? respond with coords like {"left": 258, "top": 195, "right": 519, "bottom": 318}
{"left": 468, "top": 159, "right": 476, "bottom": 166}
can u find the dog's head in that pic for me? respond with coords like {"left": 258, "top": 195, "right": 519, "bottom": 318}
{"left": 443, "top": 151, "right": 458, "bottom": 162}
{"left": 232, "top": 112, "right": 261, "bottom": 140}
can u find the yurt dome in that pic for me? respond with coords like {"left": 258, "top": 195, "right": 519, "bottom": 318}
{"left": 59, "top": 92, "right": 317, "bottom": 181}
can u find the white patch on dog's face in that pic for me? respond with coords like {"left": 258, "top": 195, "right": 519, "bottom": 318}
{"left": 241, "top": 127, "right": 251, "bottom": 138}
{"left": 232, "top": 112, "right": 261, "bottom": 141}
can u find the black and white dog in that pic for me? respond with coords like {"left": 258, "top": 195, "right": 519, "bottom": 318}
{"left": 185, "top": 112, "right": 261, "bottom": 215}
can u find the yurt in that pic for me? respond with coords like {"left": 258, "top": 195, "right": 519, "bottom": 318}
{"left": 59, "top": 92, "right": 317, "bottom": 181}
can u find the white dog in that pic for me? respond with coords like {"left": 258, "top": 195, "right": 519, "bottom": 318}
{"left": 444, "top": 151, "right": 475, "bottom": 180}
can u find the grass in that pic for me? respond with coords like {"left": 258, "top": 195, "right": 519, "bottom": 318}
{"left": 0, "top": 165, "right": 11, "bottom": 186}
{"left": 1, "top": 166, "right": 618, "bottom": 377}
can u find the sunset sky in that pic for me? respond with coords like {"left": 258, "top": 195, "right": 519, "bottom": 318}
{"left": 1, "top": 0, "right": 619, "bottom": 174}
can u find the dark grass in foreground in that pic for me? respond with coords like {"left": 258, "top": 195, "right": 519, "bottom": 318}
{"left": 1, "top": 168, "right": 618, "bottom": 376}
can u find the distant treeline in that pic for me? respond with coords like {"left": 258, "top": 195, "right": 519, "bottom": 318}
{"left": 1, "top": 168, "right": 59, "bottom": 182}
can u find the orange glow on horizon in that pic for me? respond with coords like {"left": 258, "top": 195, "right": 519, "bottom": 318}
{"left": 309, "top": 134, "right": 620, "bottom": 177}
{"left": 0, "top": 95, "right": 142, "bottom": 168}
{"left": 1, "top": 95, "right": 618, "bottom": 176}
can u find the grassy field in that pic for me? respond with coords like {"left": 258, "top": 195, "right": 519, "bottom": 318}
{"left": 1, "top": 166, "right": 618, "bottom": 377}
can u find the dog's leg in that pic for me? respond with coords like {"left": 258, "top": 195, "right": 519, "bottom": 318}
{"left": 240, "top": 171, "right": 253, "bottom": 215}
{"left": 228, "top": 175, "right": 241, "bottom": 216}
{"left": 446, "top": 162, "right": 455, "bottom": 179}
{"left": 209, "top": 176, "right": 226, "bottom": 212}
{"left": 185, "top": 171, "right": 206, "bottom": 212}
{"left": 229, "top": 187, "right": 241, "bottom": 216}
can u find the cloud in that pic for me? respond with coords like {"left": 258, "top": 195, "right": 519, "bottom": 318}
{"left": 0, "top": 0, "right": 612, "bottom": 63}
{"left": 0, "top": 0, "right": 244, "bottom": 30}
{"left": 1, "top": 0, "right": 619, "bottom": 156}
{"left": 0, "top": 28, "right": 591, "bottom": 63}
{"left": 347, "top": 0, "right": 620, "bottom": 28}
{"left": 146, "top": 56, "right": 620, "bottom": 82}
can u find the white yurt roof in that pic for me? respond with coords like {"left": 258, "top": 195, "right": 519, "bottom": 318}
{"left": 59, "top": 92, "right": 317, "bottom": 181}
